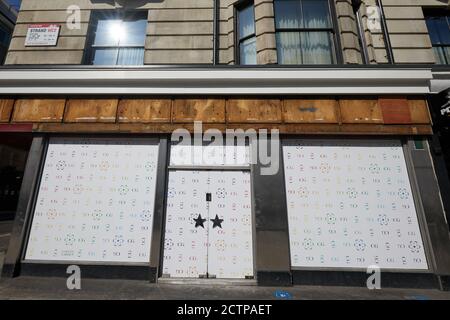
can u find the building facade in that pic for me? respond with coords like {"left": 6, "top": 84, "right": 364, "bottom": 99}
{"left": 0, "top": 0, "right": 20, "bottom": 222}
{"left": 1, "top": 0, "right": 450, "bottom": 289}
{"left": 0, "top": 0, "right": 16, "bottom": 64}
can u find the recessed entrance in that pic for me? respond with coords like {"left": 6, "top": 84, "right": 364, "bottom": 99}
{"left": 161, "top": 170, "right": 254, "bottom": 280}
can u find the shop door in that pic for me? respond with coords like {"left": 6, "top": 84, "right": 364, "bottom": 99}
{"left": 162, "top": 170, "right": 253, "bottom": 279}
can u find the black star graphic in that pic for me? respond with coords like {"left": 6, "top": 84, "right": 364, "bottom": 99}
{"left": 211, "top": 214, "right": 224, "bottom": 229}
{"left": 194, "top": 214, "right": 207, "bottom": 228}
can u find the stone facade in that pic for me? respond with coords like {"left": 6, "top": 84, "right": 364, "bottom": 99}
{"left": 4, "top": 0, "right": 448, "bottom": 65}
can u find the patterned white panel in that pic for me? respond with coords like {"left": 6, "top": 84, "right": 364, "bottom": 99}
{"left": 207, "top": 171, "right": 254, "bottom": 279}
{"left": 162, "top": 170, "right": 254, "bottom": 279}
{"left": 25, "top": 138, "right": 159, "bottom": 263}
{"left": 162, "top": 170, "right": 209, "bottom": 278}
{"left": 170, "top": 144, "right": 250, "bottom": 167}
{"left": 283, "top": 139, "right": 428, "bottom": 270}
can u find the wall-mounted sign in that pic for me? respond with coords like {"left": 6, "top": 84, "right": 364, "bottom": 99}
{"left": 25, "top": 24, "right": 60, "bottom": 46}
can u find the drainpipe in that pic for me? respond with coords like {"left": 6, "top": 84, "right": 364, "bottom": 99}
{"left": 376, "top": 0, "right": 394, "bottom": 64}
{"left": 213, "top": 0, "right": 220, "bottom": 65}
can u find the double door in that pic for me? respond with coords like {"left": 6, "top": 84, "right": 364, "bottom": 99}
{"left": 162, "top": 170, "right": 253, "bottom": 279}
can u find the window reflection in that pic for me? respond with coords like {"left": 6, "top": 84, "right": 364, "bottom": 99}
{"left": 237, "top": 2, "right": 257, "bottom": 65}
{"left": 274, "top": 0, "right": 336, "bottom": 64}
{"left": 426, "top": 15, "right": 450, "bottom": 65}
{"left": 87, "top": 12, "right": 147, "bottom": 65}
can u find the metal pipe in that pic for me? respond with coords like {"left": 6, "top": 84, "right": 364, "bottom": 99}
{"left": 213, "top": 0, "right": 220, "bottom": 65}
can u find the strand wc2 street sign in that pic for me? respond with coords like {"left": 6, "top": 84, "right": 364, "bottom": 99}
{"left": 25, "top": 24, "right": 60, "bottom": 46}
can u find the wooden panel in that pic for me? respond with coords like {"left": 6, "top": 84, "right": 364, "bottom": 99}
{"left": 227, "top": 99, "right": 282, "bottom": 123}
{"left": 118, "top": 99, "right": 172, "bottom": 123}
{"left": 339, "top": 99, "right": 383, "bottom": 124}
{"left": 283, "top": 99, "right": 338, "bottom": 123}
{"left": 172, "top": 99, "right": 225, "bottom": 123}
{"left": 12, "top": 99, "right": 65, "bottom": 122}
{"left": 379, "top": 97, "right": 412, "bottom": 124}
{"left": 408, "top": 99, "right": 431, "bottom": 124}
{"left": 0, "top": 99, "right": 14, "bottom": 122}
{"left": 64, "top": 99, "right": 118, "bottom": 123}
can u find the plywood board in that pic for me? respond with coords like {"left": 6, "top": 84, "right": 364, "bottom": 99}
{"left": 12, "top": 99, "right": 65, "bottom": 122}
{"left": 340, "top": 99, "right": 383, "bottom": 124}
{"left": 283, "top": 99, "right": 338, "bottom": 123}
{"left": 0, "top": 99, "right": 14, "bottom": 122}
{"left": 172, "top": 99, "right": 225, "bottom": 123}
{"left": 408, "top": 99, "right": 431, "bottom": 124}
{"left": 118, "top": 99, "right": 171, "bottom": 123}
{"left": 227, "top": 99, "right": 282, "bottom": 123}
{"left": 380, "top": 97, "right": 412, "bottom": 124}
{"left": 64, "top": 99, "right": 118, "bottom": 123}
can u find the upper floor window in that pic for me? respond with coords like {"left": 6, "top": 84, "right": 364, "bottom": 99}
{"left": 236, "top": 2, "right": 257, "bottom": 65}
{"left": 85, "top": 11, "right": 147, "bottom": 65}
{"left": 0, "top": 25, "right": 12, "bottom": 64}
{"left": 425, "top": 14, "right": 450, "bottom": 65}
{"left": 274, "top": 0, "right": 338, "bottom": 64}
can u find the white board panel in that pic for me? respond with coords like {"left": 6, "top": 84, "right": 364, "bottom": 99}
{"left": 170, "top": 144, "right": 250, "bottom": 167}
{"left": 162, "top": 170, "right": 209, "bottom": 278}
{"left": 207, "top": 171, "right": 254, "bottom": 279}
{"left": 25, "top": 138, "right": 159, "bottom": 263}
{"left": 283, "top": 139, "right": 428, "bottom": 270}
{"left": 162, "top": 170, "right": 254, "bottom": 279}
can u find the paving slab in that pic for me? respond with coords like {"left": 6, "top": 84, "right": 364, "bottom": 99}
{"left": 0, "top": 276, "right": 449, "bottom": 300}
{"left": 0, "top": 221, "right": 13, "bottom": 235}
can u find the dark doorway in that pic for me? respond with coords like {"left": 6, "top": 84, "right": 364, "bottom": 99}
{"left": 428, "top": 91, "right": 450, "bottom": 231}
{"left": 0, "top": 133, "right": 32, "bottom": 221}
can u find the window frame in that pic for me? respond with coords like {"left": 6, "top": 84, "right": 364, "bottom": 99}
{"left": 424, "top": 9, "right": 450, "bottom": 66}
{"left": 83, "top": 10, "right": 148, "bottom": 66}
{"left": 273, "top": 0, "right": 343, "bottom": 65}
{"left": 234, "top": 0, "right": 257, "bottom": 65}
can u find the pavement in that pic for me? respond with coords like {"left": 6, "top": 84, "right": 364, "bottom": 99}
{"left": 0, "top": 276, "right": 449, "bottom": 300}
{"left": 0, "top": 219, "right": 449, "bottom": 300}
{"left": 0, "top": 221, "right": 12, "bottom": 253}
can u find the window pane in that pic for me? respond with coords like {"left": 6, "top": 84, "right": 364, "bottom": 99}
{"left": 117, "top": 48, "right": 145, "bottom": 65}
{"left": 120, "top": 19, "right": 147, "bottom": 46}
{"left": 432, "top": 47, "right": 447, "bottom": 65}
{"left": 238, "top": 4, "right": 255, "bottom": 39}
{"left": 276, "top": 32, "right": 302, "bottom": 64}
{"left": 445, "top": 46, "right": 450, "bottom": 65}
{"left": 275, "top": 0, "right": 302, "bottom": 29}
{"left": 94, "top": 19, "right": 122, "bottom": 46}
{"left": 92, "top": 48, "right": 118, "bottom": 65}
{"left": 302, "top": 31, "right": 333, "bottom": 64}
{"left": 436, "top": 17, "right": 450, "bottom": 45}
{"left": 302, "top": 0, "right": 331, "bottom": 28}
{"left": 426, "top": 18, "right": 440, "bottom": 44}
{"left": 240, "top": 36, "right": 257, "bottom": 65}
{"left": 427, "top": 17, "right": 450, "bottom": 45}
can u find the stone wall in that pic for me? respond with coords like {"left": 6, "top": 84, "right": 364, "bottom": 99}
{"left": 4, "top": 0, "right": 449, "bottom": 65}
